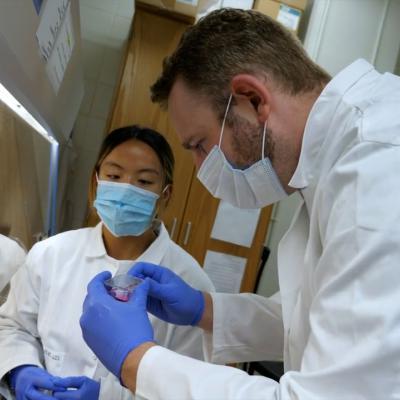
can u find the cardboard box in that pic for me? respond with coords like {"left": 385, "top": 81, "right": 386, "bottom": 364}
{"left": 253, "top": 0, "right": 303, "bottom": 33}
{"left": 276, "top": 0, "right": 307, "bottom": 11}
{"left": 137, "top": 0, "right": 200, "bottom": 18}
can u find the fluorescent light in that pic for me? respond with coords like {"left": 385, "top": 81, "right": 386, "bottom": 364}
{"left": 0, "top": 82, "right": 58, "bottom": 145}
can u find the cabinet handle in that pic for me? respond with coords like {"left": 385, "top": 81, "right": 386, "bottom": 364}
{"left": 183, "top": 222, "right": 192, "bottom": 246}
{"left": 170, "top": 217, "right": 177, "bottom": 240}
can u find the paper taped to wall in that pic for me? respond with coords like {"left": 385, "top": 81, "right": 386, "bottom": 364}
{"left": 203, "top": 250, "right": 247, "bottom": 293}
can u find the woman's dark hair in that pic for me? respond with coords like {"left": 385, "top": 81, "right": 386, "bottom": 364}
{"left": 86, "top": 125, "right": 174, "bottom": 226}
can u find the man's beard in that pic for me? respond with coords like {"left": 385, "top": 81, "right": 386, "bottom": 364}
{"left": 227, "top": 110, "right": 275, "bottom": 168}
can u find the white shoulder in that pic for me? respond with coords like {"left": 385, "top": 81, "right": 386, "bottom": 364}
{"left": 28, "top": 227, "right": 93, "bottom": 259}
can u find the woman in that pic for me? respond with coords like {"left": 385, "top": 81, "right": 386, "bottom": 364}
{"left": 0, "top": 126, "right": 214, "bottom": 400}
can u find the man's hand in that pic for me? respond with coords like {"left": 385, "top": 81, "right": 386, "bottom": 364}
{"left": 129, "top": 262, "right": 205, "bottom": 326}
{"left": 80, "top": 271, "right": 155, "bottom": 379}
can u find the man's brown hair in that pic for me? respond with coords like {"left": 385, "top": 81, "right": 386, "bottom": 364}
{"left": 151, "top": 8, "right": 330, "bottom": 117}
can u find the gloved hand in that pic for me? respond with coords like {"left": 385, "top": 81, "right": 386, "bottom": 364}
{"left": 129, "top": 262, "right": 205, "bottom": 326}
{"left": 79, "top": 271, "right": 154, "bottom": 379}
{"left": 52, "top": 376, "right": 100, "bottom": 399}
{"left": 9, "top": 365, "right": 65, "bottom": 400}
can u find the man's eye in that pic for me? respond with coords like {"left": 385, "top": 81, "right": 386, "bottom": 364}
{"left": 195, "top": 142, "right": 206, "bottom": 154}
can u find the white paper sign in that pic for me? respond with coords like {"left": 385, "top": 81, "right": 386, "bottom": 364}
{"left": 203, "top": 250, "right": 247, "bottom": 293}
{"left": 45, "top": 3, "right": 74, "bottom": 93}
{"left": 36, "top": 0, "right": 70, "bottom": 61}
{"left": 277, "top": 4, "right": 301, "bottom": 31}
{"left": 221, "top": 0, "right": 253, "bottom": 9}
{"left": 177, "top": 0, "right": 199, "bottom": 5}
{"left": 211, "top": 201, "right": 260, "bottom": 247}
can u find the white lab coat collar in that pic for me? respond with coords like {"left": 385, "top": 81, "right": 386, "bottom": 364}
{"left": 289, "top": 59, "right": 374, "bottom": 190}
{"left": 85, "top": 223, "right": 107, "bottom": 259}
{"left": 85, "top": 221, "right": 170, "bottom": 266}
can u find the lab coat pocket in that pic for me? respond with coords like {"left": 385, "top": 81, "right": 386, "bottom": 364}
{"left": 43, "top": 348, "right": 65, "bottom": 376}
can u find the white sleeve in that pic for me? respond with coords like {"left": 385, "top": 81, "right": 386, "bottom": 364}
{"left": 0, "top": 235, "right": 26, "bottom": 292}
{"left": 98, "top": 374, "right": 134, "bottom": 400}
{"left": 136, "top": 346, "right": 281, "bottom": 400}
{"left": 158, "top": 322, "right": 206, "bottom": 361}
{"left": 204, "top": 292, "right": 284, "bottom": 364}
{"left": 135, "top": 293, "right": 285, "bottom": 400}
{"left": 0, "top": 255, "right": 44, "bottom": 381}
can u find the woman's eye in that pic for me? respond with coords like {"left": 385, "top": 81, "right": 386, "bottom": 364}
{"left": 138, "top": 179, "right": 153, "bottom": 185}
{"left": 107, "top": 175, "right": 120, "bottom": 180}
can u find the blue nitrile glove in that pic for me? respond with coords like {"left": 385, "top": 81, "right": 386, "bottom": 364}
{"left": 52, "top": 376, "right": 100, "bottom": 400}
{"left": 129, "top": 262, "right": 205, "bottom": 326}
{"left": 79, "top": 271, "right": 154, "bottom": 379}
{"left": 9, "top": 365, "right": 65, "bottom": 400}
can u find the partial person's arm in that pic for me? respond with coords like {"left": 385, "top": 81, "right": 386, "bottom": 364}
{"left": 0, "top": 235, "right": 26, "bottom": 292}
{"left": 120, "top": 290, "right": 283, "bottom": 393}
{"left": 129, "top": 262, "right": 283, "bottom": 364}
{"left": 82, "top": 263, "right": 284, "bottom": 394}
{"left": 120, "top": 342, "right": 156, "bottom": 394}
{"left": 0, "top": 252, "right": 46, "bottom": 399}
{"left": 0, "top": 258, "right": 44, "bottom": 380}
{"left": 197, "top": 292, "right": 213, "bottom": 332}
{"left": 119, "top": 292, "right": 213, "bottom": 394}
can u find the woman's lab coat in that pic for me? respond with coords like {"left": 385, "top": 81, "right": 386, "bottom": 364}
{"left": 0, "top": 234, "right": 26, "bottom": 293}
{"left": 0, "top": 222, "right": 214, "bottom": 400}
{"left": 134, "top": 59, "right": 400, "bottom": 399}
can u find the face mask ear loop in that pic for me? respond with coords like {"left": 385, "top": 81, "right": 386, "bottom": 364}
{"left": 219, "top": 94, "right": 233, "bottom": 149}
{"left": 161, "top": 184, "right": 169, "bottom": 196}
{"left": 261, "top": 119, "right": 267, "bottom": 160}
{"left": 154, "top": 185, "right": 168, "bottom": 222}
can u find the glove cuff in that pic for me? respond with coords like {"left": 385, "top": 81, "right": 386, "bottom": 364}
{"left": 8, "top": 364, "right": 36, "bottom": 391}
{"left": 190, "top": 290, "right": 205, "bottom": 326}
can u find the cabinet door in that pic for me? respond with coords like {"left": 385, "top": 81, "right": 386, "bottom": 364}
{"left": 177, "top": 176, "right": 273, "bottom": 293}
{"left": 109, "top": 7, "right": 194, "bottom": 241}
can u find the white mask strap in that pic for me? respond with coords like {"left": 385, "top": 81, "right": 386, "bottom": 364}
{"left": 218, "top": 94, "right": 233, "bottom": 148}
{"left": 261, "top": 120, "right": 267, "bottom": 159}
{"left": 161, "top": 185, "right": 169, "bottom": 195}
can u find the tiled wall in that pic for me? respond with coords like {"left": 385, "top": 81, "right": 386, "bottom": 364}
{"left": 66, "top": 0, "right": 135, "bottom": 229}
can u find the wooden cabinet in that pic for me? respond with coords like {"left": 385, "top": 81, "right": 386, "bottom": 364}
{"left": 109, "top": 5, "right": 195, "bottom": 243}
{"left": 109, "top": 4, "right": 273, "bottom": 293}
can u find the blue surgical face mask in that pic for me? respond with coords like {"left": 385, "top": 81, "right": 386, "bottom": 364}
{"left": 94, "top": 179, "right": 160, "bottom": 237}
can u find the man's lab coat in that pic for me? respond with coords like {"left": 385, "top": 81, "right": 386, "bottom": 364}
{"left": 0, "top": 234, "right": 25, "bottom": 293}
{"left": 0, "top": 223, "right": 215, "bottom": 399}
{"left": 135, "top": 59, "right": 400, "bottom": 399}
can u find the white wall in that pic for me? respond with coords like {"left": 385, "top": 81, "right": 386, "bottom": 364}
{"left": 257, "top": 0, "right": 400, "bottom": 298}
{"left": 304, "top": 0, "right": 400, "bottom": 75}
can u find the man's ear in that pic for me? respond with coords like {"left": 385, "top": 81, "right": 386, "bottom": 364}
{"left": 231, "top": 74, "right": 270, "bottom": 124}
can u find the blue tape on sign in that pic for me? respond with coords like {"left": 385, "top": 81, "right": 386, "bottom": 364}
{"left": 280, "top": 4, "right": 301, "bottom": 17}
{"left": 32, "top": 0, "right": 43, "bottom": 14}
